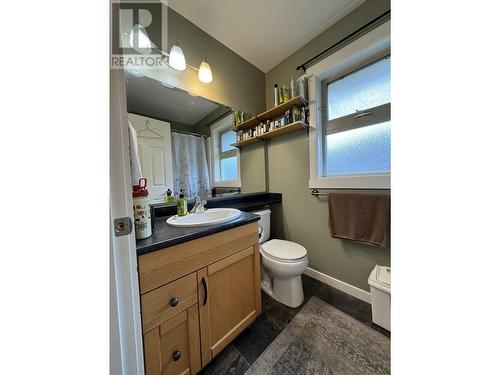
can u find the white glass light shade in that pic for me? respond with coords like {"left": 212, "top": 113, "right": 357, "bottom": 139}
{"left": 169, "top": 44, "right": 186, "bottom": 71}
{"left": 129, "top": 24, "right": 152, "bottom": 55}
{"left": 198, "top": 59, "right": 213, "bottom": 83}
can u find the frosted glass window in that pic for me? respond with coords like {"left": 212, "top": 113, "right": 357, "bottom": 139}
{"left": 325, "top": 122, "right": 390, "bottom": 176}
{"left": 327, "top": 57, "right": 390, "bottom": 120}
{"left": 221, "top": 156, "right": 238, "bottom": 180}
{"left": 221, "top": 130, "right": 236, "bottom": 152}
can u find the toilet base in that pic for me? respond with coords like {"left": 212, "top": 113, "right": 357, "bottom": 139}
{"left": 261, "top": 269, "right": 304, "bottom": 308}
{"left": 261, "top": 266, "right": 273, "bottom": 296}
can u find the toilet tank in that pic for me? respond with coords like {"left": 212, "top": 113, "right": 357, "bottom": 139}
{"left": 250, "top": 209, "right": 271, "bottom": 243}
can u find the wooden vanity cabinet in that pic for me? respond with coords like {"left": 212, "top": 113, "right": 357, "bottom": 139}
{"left": 138, "top": 223, "right": 261, "bottom": 375}
{"left": 198, "top": 245, "right": 261, "bottom": 365}
{"left": 143, "top": 305, "right": 201, "bottom": 375}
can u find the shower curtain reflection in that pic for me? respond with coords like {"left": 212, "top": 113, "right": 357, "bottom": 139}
{"left": 171, "top": 132, "right": 211, "bottom": 199}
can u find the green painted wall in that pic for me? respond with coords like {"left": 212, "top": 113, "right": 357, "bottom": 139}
{"left": 263, "top": 0, "right": 391, "bottom": 291}
{"left": 240, "top": 143, "right": 266, "bottom": 193}
{"left": 165, "top": 7, "right": 267, "bottom": 192}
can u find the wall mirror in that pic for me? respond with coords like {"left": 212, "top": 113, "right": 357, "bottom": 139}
{"left": 125, "top": 72, "right": 253, "bottom": 203}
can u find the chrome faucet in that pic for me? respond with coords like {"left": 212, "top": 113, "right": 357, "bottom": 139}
{"left": 190, "top": 196, "right": 207, "bottom": 214}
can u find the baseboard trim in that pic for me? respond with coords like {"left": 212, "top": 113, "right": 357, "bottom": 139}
{"left": 304, "top": 267, "right": 372, "bottom": 304}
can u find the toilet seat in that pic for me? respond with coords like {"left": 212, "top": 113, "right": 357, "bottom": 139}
{"left": 261, "top": 239, "right": 307, "bottom": 263}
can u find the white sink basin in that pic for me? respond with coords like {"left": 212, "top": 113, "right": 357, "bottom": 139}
{"left": 167, "top": 208, "right": 242, "bottom": 228}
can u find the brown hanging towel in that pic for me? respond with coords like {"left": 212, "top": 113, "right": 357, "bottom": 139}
{"left": 328, "top": 192, "right": 390, "bottom": 248}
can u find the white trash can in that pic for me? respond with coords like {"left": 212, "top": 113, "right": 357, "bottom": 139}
{"left": 368, "top": 265, "right": 391, "bottom": 331}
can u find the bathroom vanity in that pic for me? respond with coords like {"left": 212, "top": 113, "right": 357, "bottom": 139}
{"left": 136, "top": 214, "right": 261, "bottom": 375}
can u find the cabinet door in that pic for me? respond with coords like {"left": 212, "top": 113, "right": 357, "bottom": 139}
{"left": 198, "top": 245, "right": 261, "bottom": 364}
{"left": 143, "top": 305, "right": 201, "bottom": 375}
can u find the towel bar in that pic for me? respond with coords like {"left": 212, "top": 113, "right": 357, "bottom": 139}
{"left": 311, "top": 189, "right": 328, "bottom": 197}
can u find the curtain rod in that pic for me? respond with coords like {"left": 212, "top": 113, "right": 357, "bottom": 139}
{"left": 296, "top": 10, "right": 391, "bottom": 73}
{"left": 171, "top": 129, "right": 208, "bottom": 138}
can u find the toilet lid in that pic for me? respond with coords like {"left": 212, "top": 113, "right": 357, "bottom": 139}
{"left": 261, "top": 239, "right": 307, "bottom": 261}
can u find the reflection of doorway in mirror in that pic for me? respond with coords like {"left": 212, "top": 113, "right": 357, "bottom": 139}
{"left": 128, "top": 113, "right": 174, "bottom": 203}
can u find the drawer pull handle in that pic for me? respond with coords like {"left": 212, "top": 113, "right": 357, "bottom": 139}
{"left": 169, "top": 298, "right": 179, "bottom": 307}
{"left": 172, "top": 350, "right": 182, "bottom": 361}
{"left": 202, "top": 277, "right": 208, "bottom": 306}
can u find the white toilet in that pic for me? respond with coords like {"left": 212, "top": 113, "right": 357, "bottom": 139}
{"left": 251, "top": 209, "right": 308, "bottom": 308}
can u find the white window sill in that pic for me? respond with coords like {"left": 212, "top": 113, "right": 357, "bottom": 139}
{"left": 309, "top": 174, "right": 390, "bottom": 189}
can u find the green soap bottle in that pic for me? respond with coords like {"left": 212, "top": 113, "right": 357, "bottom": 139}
{"left": 177, "top": 191, "right": 188, "bottom": 216}
{"left": 164, "top": 189, "right": 174, "bottom": 203}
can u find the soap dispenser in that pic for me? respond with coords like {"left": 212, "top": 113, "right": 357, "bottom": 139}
{"left": 163, "top": 189, "right": 174, "bottom": 203}
{"left": 177, "top": 190, "right": 188, "bottom": 216}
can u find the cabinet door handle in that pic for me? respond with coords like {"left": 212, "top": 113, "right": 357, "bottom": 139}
{"left": 172, "top": 350, "right": 182, "bottom": 361}
{"left": 169, "top": 297, "right": 179, "bottom": 307}
{"left": 201, "top": 277, "right": 208, "bottom": 306}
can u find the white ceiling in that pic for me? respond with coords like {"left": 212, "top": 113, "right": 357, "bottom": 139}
{"left": 168, "top": 0, "right": 365, "bottom": 72}
{"left": 126, "top": 73, "right": 223, "bottom": 125}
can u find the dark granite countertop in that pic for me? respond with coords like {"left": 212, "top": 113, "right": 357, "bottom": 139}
{"left": 136, "top": 211, "right": 260, "bottom": 256}
{"left": 151, "top": 192, "right": 282, "bottom": 217}
{"left": 136, "top": 192, "right": 281, "bottom": 256}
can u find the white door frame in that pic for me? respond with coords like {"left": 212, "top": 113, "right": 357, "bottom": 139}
{"left": 110, "top": 67, "right": 145, "bottom": 375}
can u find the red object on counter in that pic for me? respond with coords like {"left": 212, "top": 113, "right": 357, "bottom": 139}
{"left": 132, "top": 177, "right": 149, "bottom": 197}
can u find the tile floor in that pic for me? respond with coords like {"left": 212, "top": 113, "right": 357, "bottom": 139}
{"left": 199, "top": 274, "right": 390, "bottom": 375}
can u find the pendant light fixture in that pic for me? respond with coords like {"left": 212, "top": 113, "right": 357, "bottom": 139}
{"left": 198, "top": 57, "right": 213, "bottom": 83}
{"left": 125, "top": 26, "right": 212, "bottom": 83}
{"left": 168, "top": 41, "right": 186, "bottom": 71}
{"left": 129, "top": 24, "right": 152, "bottom": 55}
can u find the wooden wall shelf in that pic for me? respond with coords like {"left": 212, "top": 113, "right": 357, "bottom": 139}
{"left": 258, "top": 96, "right": 308, "bottom": 122}
{"left": 231, "top": 121, "right": 308, "bottom": 148}
{"left": 231, "top": 137, "right": 261, "bottom": 148}
{"left": 233, "top": 116, "right": 260, "bottom": 131}
{"left": 233, "top": 96, "right": 308, "bottom": 132}
{"left": 260, "top": 121, "right": 307, "bottom": 139}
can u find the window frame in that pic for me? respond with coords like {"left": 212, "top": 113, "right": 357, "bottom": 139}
{"left": 307, "top": 20, "right": 391, "bottom": 189}
{"left": 321, "top": 53, "right": 390, "bottom": 178}
{"left": 210, "top": 115, "right": 241, "bottom": 188}
{"left": 219, "top": 129, "right": 238, "bottom": 161}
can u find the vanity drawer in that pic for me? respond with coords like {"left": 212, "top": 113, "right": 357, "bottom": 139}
{"left": 141, "top": 273, "right": 198, "bottom": 333}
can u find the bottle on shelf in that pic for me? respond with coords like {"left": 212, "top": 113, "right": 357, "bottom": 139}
{"left": 273, "top": 83, "right": 279, "bottom": 107}
{"left": 282, "top": 84, "right": 289, "bottom": 102}
{"left": 290, "top": 77, "right": 297, "bottom": 98}
{"left": 292, "top": 105, "right": 301, "bottom": 122}
{"left": 298, "top": 76, "right": 308, "bottom": 101}
{"left": 284, "top": 110, "right": 291, "bottom": 125}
